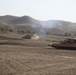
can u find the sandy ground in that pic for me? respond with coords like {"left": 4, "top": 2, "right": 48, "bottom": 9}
{"left": 0, "top": 38, "right": 76, "bottom": 75}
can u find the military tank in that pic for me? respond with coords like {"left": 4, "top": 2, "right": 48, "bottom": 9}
{"left": 50, "top": 38, "right": 76, "bottom": 50}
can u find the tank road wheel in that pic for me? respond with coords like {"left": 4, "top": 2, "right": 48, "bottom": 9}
{"left": 69, "top": 47, "right": 73, "bottom": 50}
{"left": 74, "top": 47, "right": 76, "bottom": 50}
{"left": 71, "top": 47, "right": 73, "bottom": 50}
{"left": 62, "top": 47, "right": 65, "bottom": 49}
{"left": 72, "top": 47, "right": 76, "bottom": 50}
{"left": 60, "top": 47, "right": 63, "bottom": 49}
{"left": 64, "top": 47, "right": 67, "bottom": 50}
{"left": 56, "top": 46, "right": 61, "bottom": 49}
{"left": 54, "top": 46, "right": 58, "bottom": 49}
{"left": 69, "top": 47, "right": 71, "bottom": 50}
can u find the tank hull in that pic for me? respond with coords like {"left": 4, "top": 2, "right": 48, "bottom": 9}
{"left": 51, "top": 44, "right": 76, "bottom": 50}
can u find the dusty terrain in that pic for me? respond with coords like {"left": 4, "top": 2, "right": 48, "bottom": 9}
{"left": 0, "top": 35, "right": 76, "bottom": 75}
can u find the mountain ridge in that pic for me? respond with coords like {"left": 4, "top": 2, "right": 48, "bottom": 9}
{"left": 0, "top": 15, "right": 76, "bottom": 36}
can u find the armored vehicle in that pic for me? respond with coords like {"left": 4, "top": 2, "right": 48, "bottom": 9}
{"left": 50, "top": 38, "right": 76, "bottom": 50}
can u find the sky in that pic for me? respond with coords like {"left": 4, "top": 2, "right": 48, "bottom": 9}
{"left": 0, "top": 0, "right": 76, "bottom": 22}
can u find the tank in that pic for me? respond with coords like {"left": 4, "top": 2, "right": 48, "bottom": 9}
{"left": 50, "top": 38, "right": 76, "bottom": 50}
{"left": 22, "top": 34, "right": 33, "bottom": 39}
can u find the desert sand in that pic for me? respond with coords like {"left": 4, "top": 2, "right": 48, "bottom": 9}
{"left": 0, "top": 35, "right": 76, "bottom": 75}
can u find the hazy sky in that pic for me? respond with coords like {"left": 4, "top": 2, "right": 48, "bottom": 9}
{"left": 0, "top": 0, "right": 76, "bottom": 22}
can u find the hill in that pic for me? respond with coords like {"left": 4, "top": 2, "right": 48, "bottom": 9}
{"left": 0, "top": 15, "right": 76, "bottom": 36}
{"left": 0, "top": 15, "right": 42, "bottom": 34}
{"left": 41, "top": 20, "right": 76, "bottom": 36}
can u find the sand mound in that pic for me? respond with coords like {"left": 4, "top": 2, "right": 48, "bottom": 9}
{"left": 31, "top": 34, "right": 40, "bottom": 40}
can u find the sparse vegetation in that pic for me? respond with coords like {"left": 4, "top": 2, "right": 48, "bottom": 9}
{"left": 64, "top": 32, "right": 72, "bottom": 36}
{"left": 17, "top": 30, "right": 25, "bottom": 34}
{"left": 9, "top": 29, "right": 13, "bottom": 32}
{"left": 0, "top": 27, "right": 13, "bottom": 33}
{"left": 25, "top": 29, "right": 35, "bottom": 34}
{"left": 17, "top": 29, "right": 35, "bottom": 34}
